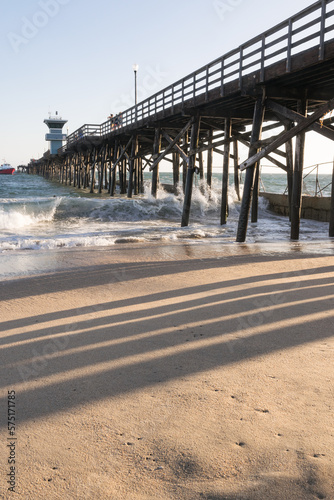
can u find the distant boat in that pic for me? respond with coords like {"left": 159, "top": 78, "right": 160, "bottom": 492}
{"left": 0, "top": 162, "right": 15, "bottom": 175}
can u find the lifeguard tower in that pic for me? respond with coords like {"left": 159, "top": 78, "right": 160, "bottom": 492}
{"left": 44, "top": 111, "right": 67, "bottom": 155}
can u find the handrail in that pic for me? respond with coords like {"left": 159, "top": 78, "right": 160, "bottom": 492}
{"left": 59, "top": 0, "right": 334, "bottom": 155}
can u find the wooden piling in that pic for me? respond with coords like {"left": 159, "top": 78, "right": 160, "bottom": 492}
{"left": 291, "top": 97, "right": 307, "bottom": 240}
{"left": 182, "top": 132, "right": 189, "bottom": 194}
{"left": 233, "top": 139, "right": 240, "bottom": 201}
{"left": 134, "top": 156, "right": 139, "bottom": 196}
{"left": 110, "top": 141, "right": 118, "bottom": 196}
{"left": 173, "top": 152, "right": 180, "bottom": 188}
{"left": 104, "top": 147, "right": 109, "bottom": 190}
{"left": 329, "top": 161, "right": 334, "bottom": 237}
{"left": 181, "top": 116, "right": 201, "bottom": 227}
{"left": 73, "top": 156, "right": 76, "bottom": 186}
{"left": 139, "top": 157, "right": 144, "bottom": 194}
{"left": 207, "top": 129, "right": 213, "bottom": 189}
{"left": 285, "top": 126, "right": 294, "bottom": 220}
{"left": 120, "top": 158, "right": 127, "bottom": 195}
{"left": 236, "top": 95, "right": 265, "bottom": 242}
{"left": 221, "top": 118, "right": 231, "bottom": 225}
{"left": 98, "top": 148, "right": 104, "bottom": 194}
{"left": 90, "top": 150, "right": 96, "bottom": 194}
{"left": 152, "top": 128, "right": 161, "bottom": 197}
{"left": 198, "top": 152, "right": 204, "bottom": 181}
{"left": 251, "top": 163, "right": 260, "bottom": 223}
{"left": 127, "top": 135, "right": 138, "bottom": 198}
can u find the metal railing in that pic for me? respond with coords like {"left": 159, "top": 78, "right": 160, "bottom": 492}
{"left": 59, "top": 0, "right": 334, "bottom": 154}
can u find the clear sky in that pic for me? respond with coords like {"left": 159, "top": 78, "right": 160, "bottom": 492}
{"left": 0, "top": 0, "right": 332, "bottom": 170}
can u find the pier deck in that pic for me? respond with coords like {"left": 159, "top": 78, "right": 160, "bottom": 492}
{"left": 30, "top": 0, "right": 334, "bottom": 241}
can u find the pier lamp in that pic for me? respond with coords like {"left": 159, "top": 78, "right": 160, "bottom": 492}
{"left": 133, "top": 63, "right": 139, "bottom": 107}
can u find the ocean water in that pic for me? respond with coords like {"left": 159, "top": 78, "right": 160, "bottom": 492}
{"left": 0, "top": 171, "right": 333, "bottom": 257}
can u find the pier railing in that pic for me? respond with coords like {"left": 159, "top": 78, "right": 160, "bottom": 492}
{"left": 60, "top": 0, "right": 334, "bottom": 154}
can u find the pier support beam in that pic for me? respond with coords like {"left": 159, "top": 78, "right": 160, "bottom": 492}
{"left": 207, "top": 129, "right": 213, "bottom": 189}
{"left": 127, "top": 135, "right": 138, "bottom": 198}
{"left": 152, "top": 128, "right": 161, "bottom": 198}
{"left": 181, "top": 116, "right": 201, "bottom": 227}
{"left": 285, "top": 126, "right": 294, "bottom": 220}
{"left": 330, "top": 162, "right": 334, "bottom": 237}
{"left": 251, "top": 161, "right": 260, "bottom": 223}
{"left": 173, "top": 152, "right": 180, "bottom": 188}
{"left": 98, "top": 148, "right": 104, "bottom": 194}
{"left": 291, "top": 97, "right": 307, "bottom": 240}
{"left": 236, "top": 95, "right": 265, "bottom": 242}
{"left": 182, "top": 133, "right": 189, "bottom": 193}
{"left": 120, "top": 158, "right": 127, "bottom": 194}
{"left": 221, "top": 118, "right": 231, "bottom": 225}
{"left": 110, "top": 141, "right": 118, "bottom": 196}
{"left": 233, "top": 139, "right": 240, "bottom": 201}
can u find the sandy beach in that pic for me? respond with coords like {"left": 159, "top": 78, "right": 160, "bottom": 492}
{"left": 0, "top": 241, "right": 333, "bottom": 499}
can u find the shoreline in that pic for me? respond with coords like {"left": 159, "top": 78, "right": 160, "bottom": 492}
{"left": 1, "top": 242, "right": 333, "bottom": 498}
{"left": 1, "top": 237, "right": 334, "bottom": 281}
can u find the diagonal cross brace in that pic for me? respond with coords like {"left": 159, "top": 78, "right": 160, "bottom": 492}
{"left": 267, "top": 99, "right": 334, "bottom": 142}
{"left": 111, "top": 136, "right": 133, "bottom": 172}
{"left": 149, "top": 118, "right": 194, "bottom": 171}
{"left": 240, "top": 98, "right": 334, "bottom": 171}
{"left": 234, "top": 132, "right": 287, "bottom": 172}
{"left": 161, "top": 130, "right": 189, "bottom": 165}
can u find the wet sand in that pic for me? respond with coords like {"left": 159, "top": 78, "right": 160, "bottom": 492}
{"left": 0, "top": 241, "right": 333, "bottom": 499}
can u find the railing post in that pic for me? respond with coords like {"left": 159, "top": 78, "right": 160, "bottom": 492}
{"left": 260, "top": 34, "right": 266, "bottom": 82}
{"left": 239, "top": 46, "right": 243, "bottom": 89}
{"left": 220, "top": 58, "right": 225, "bottom": 97}
{"left": 286, "top": 18, "right": 293, "bottom": 72}
{"left": 205, "top": 65, "right": 209, "bottom": 102}
{"left": 319, "top": 0, "right": 326, "bottom": 61}
{"left": 172, "top": 85, "right": 175, "bottom": 114}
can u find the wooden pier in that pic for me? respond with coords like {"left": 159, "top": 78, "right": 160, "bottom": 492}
{"left": 30, "top": 0, "right": 334, "bottom": 241}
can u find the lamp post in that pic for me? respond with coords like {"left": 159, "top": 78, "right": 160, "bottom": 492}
{"left": 133, "top": 63, "right": 139, "bottom": 121}
{"left": 133, "top": 63, "right": 139, "bottom": 106}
